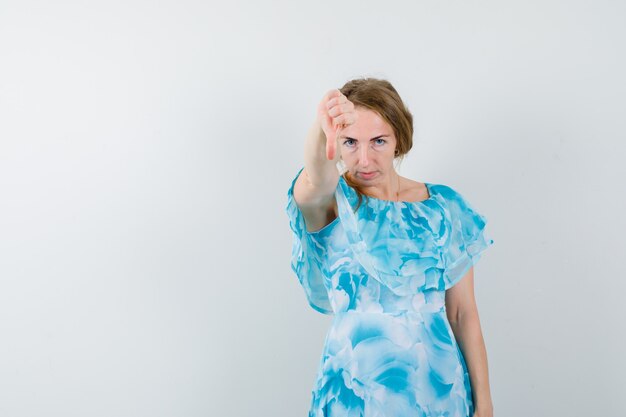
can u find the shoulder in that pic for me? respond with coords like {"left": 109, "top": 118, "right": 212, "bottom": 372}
{"left": 427, "top": 183, "right": 466, "bottom": 203}
{"left": 400, "top": 177, "right": 430, "bottom": 202}
{"left": 429, "top": 183, "right": 489, "bottom": 235}
{"left": 427, "top": 183, "right": 482, "bottom": 220}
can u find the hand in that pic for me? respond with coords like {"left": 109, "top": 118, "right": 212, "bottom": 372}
{"left": 316, "top": 89, "right": 358, "bottom": 161}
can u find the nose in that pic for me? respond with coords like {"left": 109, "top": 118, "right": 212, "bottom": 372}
{"left": 359, "top": 145, "right": 370, "bottom": 166}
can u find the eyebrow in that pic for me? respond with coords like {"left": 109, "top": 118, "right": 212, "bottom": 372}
{"left": 340, "top": 134, "right": 390, "bottom": 140}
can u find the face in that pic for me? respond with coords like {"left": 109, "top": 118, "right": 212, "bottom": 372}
{"left": 339, "top": 107, "right": 398, "bottom": 184}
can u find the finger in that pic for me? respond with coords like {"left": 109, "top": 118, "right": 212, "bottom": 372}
{"left": 326, "top": 94, "right": 347, "bottom": 109}
{"left": 328, "top": 100, "right": 352, "bottom": 117}
{"left": 329, "top": 122, "right": 345, "bottom": 160}
{"left": 324, "top": 89, "right": 343, "bottom": 104}
{"left": 326, "top": 130, "right": 335, "bottom": 160}
{"left": 328, "top": 121, "right": 339, "bottom": 160}
{"left": 333, "top": 114, "right": 353, "bottom": 127}
{"left": 336, "top": 123, "right": 344, "bottom": 142}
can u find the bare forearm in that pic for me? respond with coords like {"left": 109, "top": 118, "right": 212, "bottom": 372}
{"left": 450, "top": 310, "right": 494, "bottom": 415}
{"left": 303, "top": 121, "right": 338, "bottom": 187}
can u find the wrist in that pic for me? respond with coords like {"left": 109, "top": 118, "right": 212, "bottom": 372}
{"left": 475, "top": 402, "right": 493, "bottom": 414}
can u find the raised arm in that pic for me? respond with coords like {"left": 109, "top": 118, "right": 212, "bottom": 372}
{"left": 293, "top": 89, "right": 357, "bottom": 232}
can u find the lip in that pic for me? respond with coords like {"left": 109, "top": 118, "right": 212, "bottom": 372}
{"left": 359, "top": 171, "right": 377, "bottom": 178}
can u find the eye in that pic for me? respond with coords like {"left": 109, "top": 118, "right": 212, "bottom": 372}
{"left": 343, "top": 139, "right": 356, "bottom": 146}
{"left": 374, "top": 138, "right": 386, "bottom": 145}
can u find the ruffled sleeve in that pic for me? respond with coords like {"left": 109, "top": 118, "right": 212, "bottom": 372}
{"left": 285, "top": 167, "right": 333, "bottom": 315}
{"left": 439, "top": 185, "right": 494, "bottom": 290}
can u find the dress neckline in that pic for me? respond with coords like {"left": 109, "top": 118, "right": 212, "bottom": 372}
{"left": 339, "top": 174, "right": 435, "bottom": 206}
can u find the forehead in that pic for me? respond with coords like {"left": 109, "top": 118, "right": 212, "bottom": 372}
{"left": 341, "top": 107, "right": 393, "bottom": 138}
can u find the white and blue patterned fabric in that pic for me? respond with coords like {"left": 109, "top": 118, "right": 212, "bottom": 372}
{"left": 286, "top": 166, "right": 494, "bottom": 417}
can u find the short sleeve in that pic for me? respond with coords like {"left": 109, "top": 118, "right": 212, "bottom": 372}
{"left": 440, "top": 185, "right": 494, "bottom": 290}
{"left": 285, "top": 167, "right": 333, "bottom": 314}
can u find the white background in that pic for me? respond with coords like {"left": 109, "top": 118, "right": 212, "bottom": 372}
{"left": 1, "top": 1, "right": 625, "bottom": 416}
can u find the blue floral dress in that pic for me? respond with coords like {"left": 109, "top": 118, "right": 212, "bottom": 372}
{"left": 286, "top": 166, "right": 494, "bottom": 417}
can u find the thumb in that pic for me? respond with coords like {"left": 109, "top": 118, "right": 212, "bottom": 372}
{"left": 332, "top": 124, "right": 343, "bottom": 161}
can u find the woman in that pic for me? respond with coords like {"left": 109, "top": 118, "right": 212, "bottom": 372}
{"left": 286, "top": 77, "right": 495, "bottom": 417}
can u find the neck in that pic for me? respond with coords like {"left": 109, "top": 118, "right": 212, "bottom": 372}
{"left": 349, "top": 170, "right": 401, "bottom": 201}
